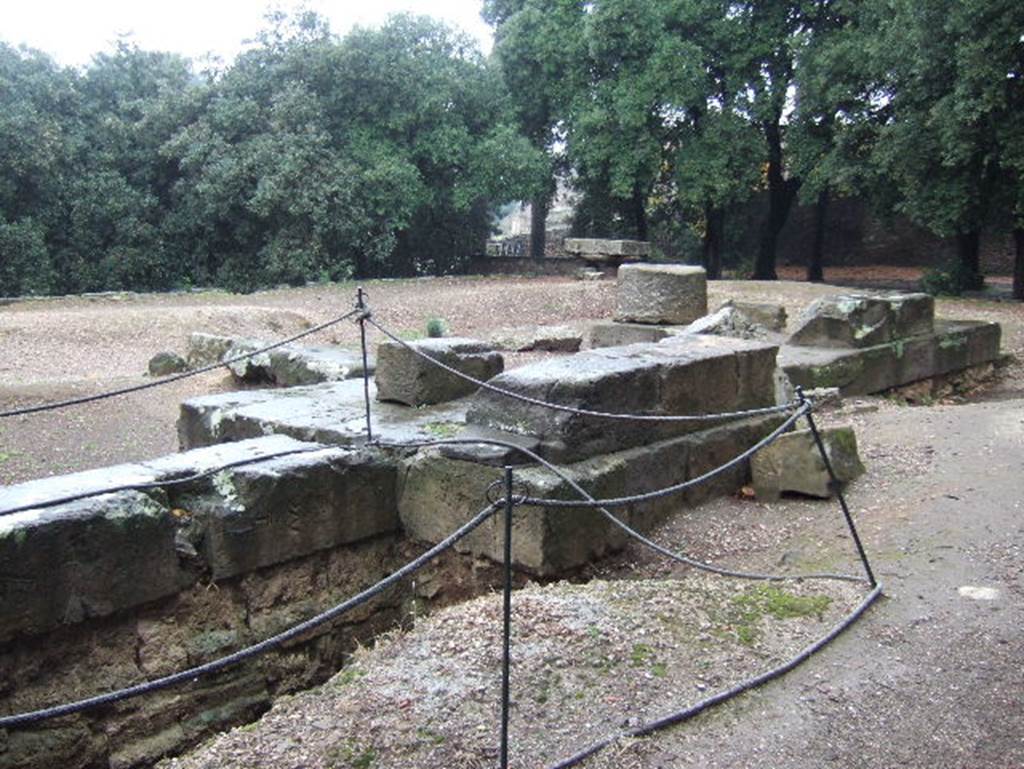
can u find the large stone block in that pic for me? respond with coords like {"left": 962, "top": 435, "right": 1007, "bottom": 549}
{"left": 888, "top": 293, "right": 935, "bottom": 338}
{"left": 172, "top": 448, "right": 400, "bottom": 580}
{"left": 0, "top": 492, "right": 183, "bottom": 643}
{"left": 178, "top": 380, "right": 472, "bottom": 450}
{"left": 588, "top": 321, "right": 677, "bottom": 349}
{"left": 466, "top": 335, "right": 777, "bottom": 462}
{"left": 751, "top": 426, "right": 864, "bottom": 500}
{"left": 375, "top": 337, "right": 503, "bottom": 406}
{"left": 186, "top": 333, "right": 373, "bottom": 386}
{"left": 615, "top": 263, "right": 708, "bottom": 325}
{"left": 788, "top": 295, "right": 894, "bottom": 348}
{"left": 719, "top": 300, "right": 788, "bottom": 332}
{"left": 396, "top": 414, "right": 783, "bottom": 575}
{"left": 788, "top": 292, "right": 934, "bottom": 349}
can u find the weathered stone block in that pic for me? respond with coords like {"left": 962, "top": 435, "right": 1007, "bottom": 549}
{"left": 466, "top": 335, "right": 777, "bottom": 462}
{"left": 186, "top": 332, "right": 373, "bottom": 386}
{"left": 178, "top": 380, "right": 472, "bottom": 450}
{"left": 490, "top": 324, "right": 584, "bottom": 353}
{"left": 780, "top": 320, "right": 1001, "bottom": 395}
{"left": 0, "top": 492, "right": 183, "bottom": 643}
{"left": 615, "top": 263, "right": 708, "bottom": 325}
{"left": 174, "top": 449, "right": 400, "bottom": 580}
{"left": 719, "top": 300, "right": 788, "bottom": 332}
{"left": 375, "top": 337, "right": 503, "bottom": 406}
{"left": 564, "top": 238, "right": 651, "bottom": 259}
{"left": 187, "top": 332, "right": 236, "bottom": 366}
{"left": 397, "top": 414, "right": 783, "bottom": 574}
{"left": 788, "top": 294, "right": 894, "bottom": 348}
{"left": 148, "top": 351, "right": 187, "bottom": 376}
{"left": 588, "top": 321, "right": 676, "bottom": 349}
{"left": 683, "top": 306, "right": 767, "bottom": 340}
{"left": 751, "top": 426, "right": 864, "bottom": 500}
{"left": 888, "top": 292, "right": 935, "bottom": 338}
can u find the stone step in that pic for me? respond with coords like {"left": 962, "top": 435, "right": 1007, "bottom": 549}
{"left": 780, "top": 320, "right": 1001, "bottom": 395}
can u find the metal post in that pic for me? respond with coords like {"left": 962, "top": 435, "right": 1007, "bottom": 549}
{"left": 797, "top": 388, "right": 877, "bottom": 587}
{"left": 500, "top": 465, "right": 514, "bottom": 769}
{"left": 356, "top": 286, "right": 373, "bottom": 442}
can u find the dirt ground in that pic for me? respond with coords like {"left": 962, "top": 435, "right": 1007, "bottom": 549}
{"left": 2, "top": 271, "right": 1023, "bottom": 768}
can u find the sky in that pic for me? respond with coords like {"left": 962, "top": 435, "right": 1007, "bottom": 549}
{"left": 1, "top": 0, "right": 493, "bottom": 68}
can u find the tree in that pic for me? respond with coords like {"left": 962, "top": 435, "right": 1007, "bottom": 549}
{"left": 484, "top": 0, "right": 586, "bottom": 257}
{"left": 870, "top": 0, "right": 1024, "bottom": 294}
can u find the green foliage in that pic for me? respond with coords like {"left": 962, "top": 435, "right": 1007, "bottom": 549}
{"left": 424, "top": 317, "right": 448, "bottom": 338}
{"left": 920, "top": 260, "right": 983, "bottom": 297}
{"left": 0, "top": 13, "right": 544, "bottom": 296}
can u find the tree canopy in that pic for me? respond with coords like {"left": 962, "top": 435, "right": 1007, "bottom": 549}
{"left": 1, "top": 2, "right": 1022, "bottom": 299}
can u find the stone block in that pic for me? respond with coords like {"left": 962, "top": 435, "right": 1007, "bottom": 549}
{"left": 187, "top": 332, "right": 236, "bottom": 366}
{"left": 178, "top": 380, "right": 473, "bottom": 450}
{"left": 888, "top": 292, "right": 934, "bottom": 338}
{"left": 588, "top": 321, "right": 676, "bottom": 349}
{"left": 780, "top": 320, "right": 1001, "bottom": 395}
{"left": 615, "top": 263, "right": 708, "bottom": 325}
{"left": 397, "top": 414, "right": 783, "bottom": 575}
{"left": 490, "top": 324, "right": 584, "bottom": 353}
{"left": 149, "top": 351, "right": 187, "bottom": 376}
{"left": 173, "top": 449, "right": 400, "bottom": 580}
{"left": 788, "top": 294, "right": 894, "bottom": 348}
{"left": 0, "top": 492, "right": 183, "bottom": 643}
{"left": 720, "top": 300, "right": 788, "bottom": 331}
{"left": 466, "top": 335, "right": 777, "bottom": 462}
{"left": 186, "top": 332, "right": 373, "bottom": 385}
{"left": 751, "top": 426, "right": 864, "bottom": 501}
{"left": 375, "top": 337, "right": 503, "bottom": 406}
{"left": 683, "top": 306, "right": 767, "bottom": 340}
{"left": 564, "top": 238, "right": 651, "bottom": 259}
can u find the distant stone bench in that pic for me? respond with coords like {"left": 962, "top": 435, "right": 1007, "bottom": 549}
{"left": 563, "top": 238, "right": 650, "bottom": 265}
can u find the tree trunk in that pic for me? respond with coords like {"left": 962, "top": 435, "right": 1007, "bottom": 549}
{"left": 956, "top": 229, "right": 984, "bottom": 290}
{"left": 529, "top": 193, "right": 549, "bottom": 259}
{"left": 702, "top": 204, "right": 724, "bottom": 280}
{"left": 753, "top": 120, "right": 798, "bottom": 280}
{"left": 807, "top": 187, "right": 829, "bottom": 282}
{"left": 632, "top": 184, "right": 648, "bottom": 242}
{"left": 1014, "top": 228, "right": 1024, "bottom": 301}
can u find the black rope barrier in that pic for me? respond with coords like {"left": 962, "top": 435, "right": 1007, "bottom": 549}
{"left": 0, "top": 307, "right": 361, "bottom": 419}
{"left": 0, "top": 502, "right": 500, "bottom": 729}
{"left": 366, "top": 314, "right": 801, "bottom": 423}
{"left": 0, "top": 445, "right": 332, "bottom": 518}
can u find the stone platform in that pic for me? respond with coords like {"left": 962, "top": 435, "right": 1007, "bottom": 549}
{"left": 780, "top": 320, "right": 1001, "bottom": 394}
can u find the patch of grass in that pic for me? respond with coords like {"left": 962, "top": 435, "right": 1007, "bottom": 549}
{"left": 333, "top": 667, "right": 366, "bottom": 688}
{"left": 722, "top": 586, "right": 832, "bottom": 645}
{"left": 425, "top": 317, "right": 448, "bottom": 338}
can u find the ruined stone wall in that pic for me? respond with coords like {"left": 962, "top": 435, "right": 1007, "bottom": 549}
{"left": 0, "top": 439, "right": 506, "bottom": 769}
